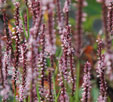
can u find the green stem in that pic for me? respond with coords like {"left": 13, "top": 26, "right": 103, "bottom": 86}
{"left": 28, "top": 95, "right": 30, "bottom": 102}
{"left": 55, "top": 90, "right": 61, "bottom": 102}
{"left": 13, "top": 89, "right": 16, "bottom": 102}
{"left": 26, "top": 7, "right": 30, "bottom": 39}
{"left": 19, "top": 11, "right": 28, "bottom": 41}
{"left": 75, "top": 59, "right": 80, "bottom": 102}
{"left": 36, "top": 84, "right": 41, "bottom": 102}
{"left": 52, "top": 76, "right": 57, "bottom": 100}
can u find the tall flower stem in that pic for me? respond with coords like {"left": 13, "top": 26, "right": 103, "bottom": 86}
{"left": 21, "top": 43, "right": 27, "bottom": 100}
{"left": 75, "top": 0, "right": 84, "bottom": 57}
{"left": 3, "top": 11, "right": 14, "bottom": 58}
{"left": 30, "top": 43, "right": 36, "bottom": 102}
{"left": 13, "top": 2, "right": 20, "bottom": 90}
{"left": 40, "top": 25, "right": 46, "bottom": 89}
{"left": 59, "top": 58, "right": 68, "bottom": 102}
{"left": 75, "top": 0, "right": 86, "bottom": 100}
{"left": 46, "top": 2, "right": 56, "bottom": 70}
{"left": 107, "top": 2, "right": 113, "bottom": 39}
{"left": 56, "top": 0, "right": 62, "bottom": 23}
{"left": 70, "top": 53, "right": 75, "bottom": 96}
{"left": 97, "top": 40, "right": 107, "bottom": 102}
{"left": 48, "top": 70, "right": 53, "bottom": 102}
{"left": 102, "top": 0, "right": 111, "bottom": 52}
{"left": 81, "top": 61, "right": 91, "bottom": 102}
{"left": 0, "top": 41, "right": 4, "bottom": 88}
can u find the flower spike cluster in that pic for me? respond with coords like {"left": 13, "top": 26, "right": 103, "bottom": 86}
{"left": 96, "top": 40, "right": 107, "bottom": 102}
{"left": 13, "top": 2, "right": 21, "bottom": 90}
{"left": 81, "top": 61, "right": 91, "bottom": 102}
{"left": 75, "top": 0, "right": 87, "bottom": 57}
{"left": 58, "top": 57, "right": 69, "bottom": 102}
{"left": 107, "top": 2, "right": 113, "bottom": 36}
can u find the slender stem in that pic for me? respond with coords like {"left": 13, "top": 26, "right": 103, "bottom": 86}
{"left": 52, "top": 76, "right": 57, "bottom": 99}
{"left": 27, "top": 7, "right": 30, "bottom": 39}
{"left": 36, "top": 84, "right": 41, "bottom": 102}
{"left": 75, "top": 59, "right": 80, "bottom": 102}
{"left": 20, "top": 11, "right": 28, "bottom": 40}
{"left": 55, "top": 90, "right": 61, "bottom": 102}
{"left": 13, "top": 90, "right": 17, "bottom": 102}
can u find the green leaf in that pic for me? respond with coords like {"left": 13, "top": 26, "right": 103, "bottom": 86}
{"left": 46, "top": 58, "right": 51, "bottom": 67}
{"left": 36, "top": 84, "right": 41, "bottom": 102}
{"left": 55, "top": 47, "right": 62, "bottom": 58}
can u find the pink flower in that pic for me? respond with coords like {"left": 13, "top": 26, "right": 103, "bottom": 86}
{"left": 96, "top": 40, "right": 107, "bottom": 102}
{"left": 81, "top": 61, "right": 91, "bottom": 102}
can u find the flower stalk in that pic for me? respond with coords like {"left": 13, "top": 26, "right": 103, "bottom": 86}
{"left": 96, "top": 40, "right": 107, "bottom": 102}
{"left": 81, "top": 61, "right": 91, "bottom": 102}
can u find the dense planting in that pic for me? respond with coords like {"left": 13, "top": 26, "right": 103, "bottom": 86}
{"left": 0, "top": 0, "right": 113, "bottom": 102}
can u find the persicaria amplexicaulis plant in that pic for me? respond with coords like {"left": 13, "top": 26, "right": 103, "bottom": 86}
{"left": 0, "top": 0, "right": 113, "bottom": 102}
